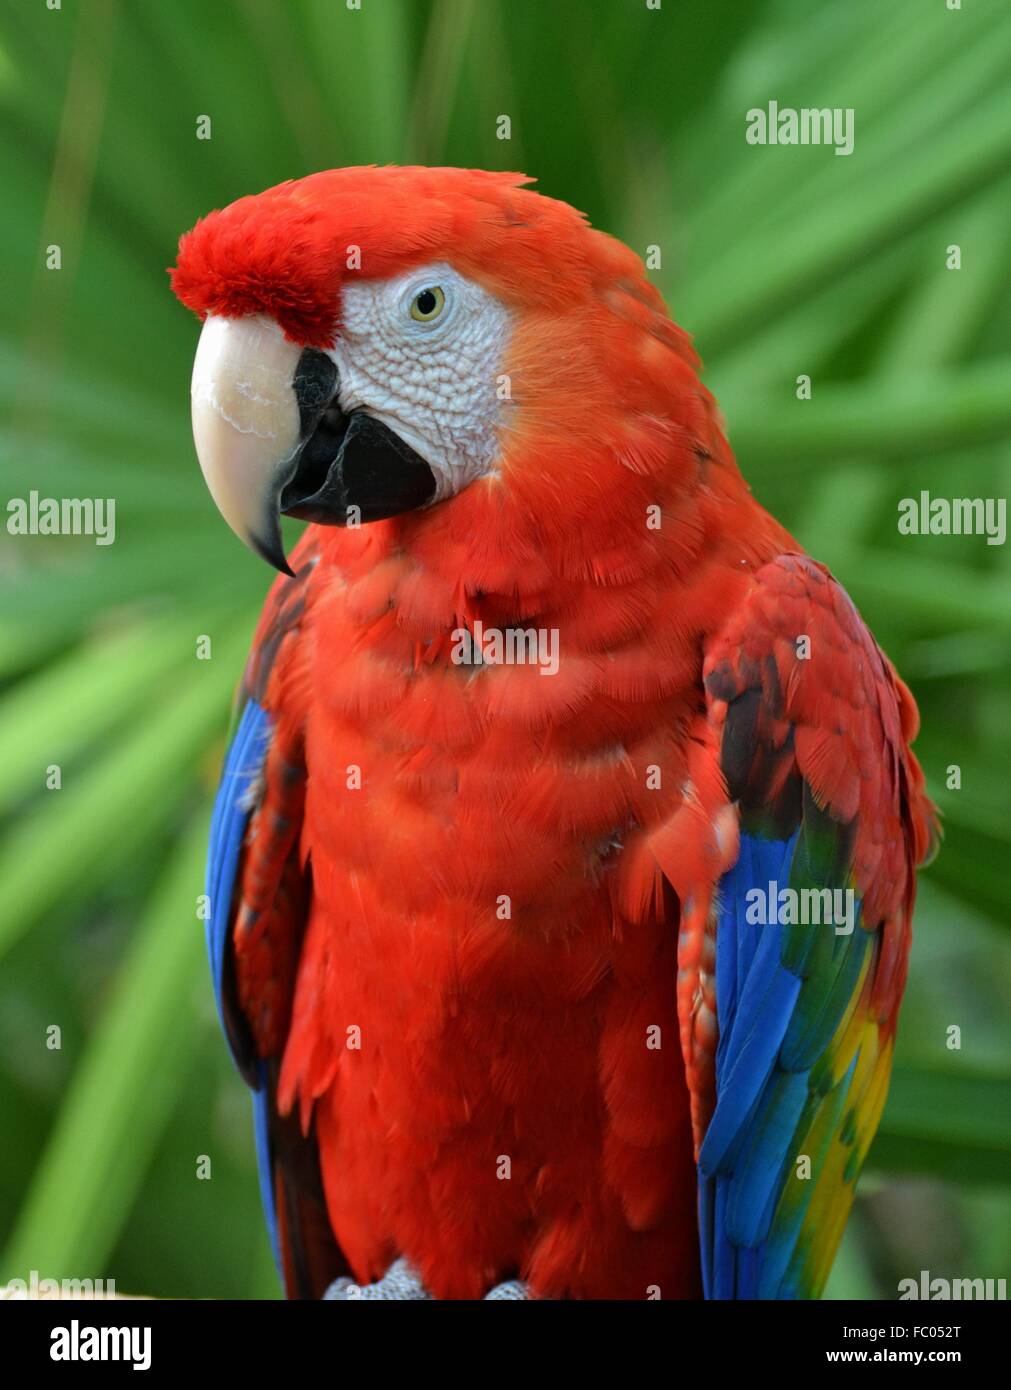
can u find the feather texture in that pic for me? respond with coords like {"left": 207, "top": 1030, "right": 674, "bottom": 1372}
{"left": 186, "top": 168, "right": 936, "bottom": 1300}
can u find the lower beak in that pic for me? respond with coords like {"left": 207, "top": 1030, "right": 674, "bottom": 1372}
{"left": 190, "top": 315, "right": 437, "bottom": 575}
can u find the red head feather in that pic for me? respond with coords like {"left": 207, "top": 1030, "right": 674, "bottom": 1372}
{"left": 171, "top": 164, "right": 733, "bottom": 553}
{"left": 169, "top": 165, "right": 635, "bottom": 348}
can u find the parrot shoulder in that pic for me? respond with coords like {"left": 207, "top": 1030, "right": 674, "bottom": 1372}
{"left": 693, "top": 551, "right": 936, "bottom": 1297}
{"left": 616, "top": 549, "right": 936, "bottom": 1297}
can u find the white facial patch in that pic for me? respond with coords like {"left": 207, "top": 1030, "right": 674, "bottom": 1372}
{"left": 329, "top": 263, "right": 512, "bottom": 502}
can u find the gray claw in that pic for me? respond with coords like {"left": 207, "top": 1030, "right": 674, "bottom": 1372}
{"left": 483, "top": 1280, "right": 532, "bottom": 1300}
{"left": 323, "top": 1258, "right": 434, "bottom": 1300}
{"left": 323, "top": 1257, "right": 533, "bottom": 1300}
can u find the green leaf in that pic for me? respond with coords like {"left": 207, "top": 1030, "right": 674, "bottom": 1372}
{"left": 729, "top": 358, "right": 1011, "bottom": 472}
{"left": 0, "top": 623, "right": 250, "bottom": 961}
{"left": 871, "top": 1064, "right": 1011, "bottom": 1186}
{"left": 0, "top": 811, "right": 210, "bottom": 1282}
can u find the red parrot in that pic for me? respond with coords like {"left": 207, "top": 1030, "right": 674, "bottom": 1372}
{"left": 172, "top": 167, "right": 936, "bottom": 1300}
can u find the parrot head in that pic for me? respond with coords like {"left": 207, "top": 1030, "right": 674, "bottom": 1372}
{"left": 172, "top": 166, "right": 714, "bottom": 574}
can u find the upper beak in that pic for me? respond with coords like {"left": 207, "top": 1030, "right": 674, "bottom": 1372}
{"left": 190, "top": 315, "right": 310, "bottom": 575}
{"left": 190, "top": 314, "right": 437, "bottom": 575}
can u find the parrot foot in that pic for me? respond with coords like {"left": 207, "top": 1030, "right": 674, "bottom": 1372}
{"left": 322, "top": 1258, "right": 533, "bottom": 1300}
{"left": 324, "top": 1258, "right": 433, "bottom": 1300}
{"left": 482, "top": 1280, "right": 532, "bottom": 1299}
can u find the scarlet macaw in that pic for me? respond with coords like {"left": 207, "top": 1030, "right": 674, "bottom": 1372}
{"left": 172, "top": 167, "right": 936, "bottom": 1300}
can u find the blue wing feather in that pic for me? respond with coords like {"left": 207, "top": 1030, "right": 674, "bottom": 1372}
{"left": 206, "top": 699, "right": 270, "bottom": 1033}
{"left": 205, "top": 698, "right": 281, "bottom": 1275}
{"left": 700, "top": 832, "right": 799, "bottom": 1178}
{"left": 700, "top": 827, "right": 876, "bottom": 1299}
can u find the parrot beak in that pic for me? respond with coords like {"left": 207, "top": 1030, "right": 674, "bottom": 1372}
{"left": 190, "top": 315, "right": 437, "bottom": 576}
{"left": 190, "top": 315, "right": 307, "bottom": 575}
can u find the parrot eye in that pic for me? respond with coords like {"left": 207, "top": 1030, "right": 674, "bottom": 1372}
{"left": 409, "top": 285, "right": 446, "bottom": 322}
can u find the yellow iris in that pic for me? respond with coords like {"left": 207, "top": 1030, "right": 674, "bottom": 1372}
{"left": 409, "top": 286, "right": 446, "bottom": 322}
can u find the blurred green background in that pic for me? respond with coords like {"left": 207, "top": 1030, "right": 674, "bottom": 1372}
{"left": 1, "top": 0, "right": 1009, "bottom": 1300}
